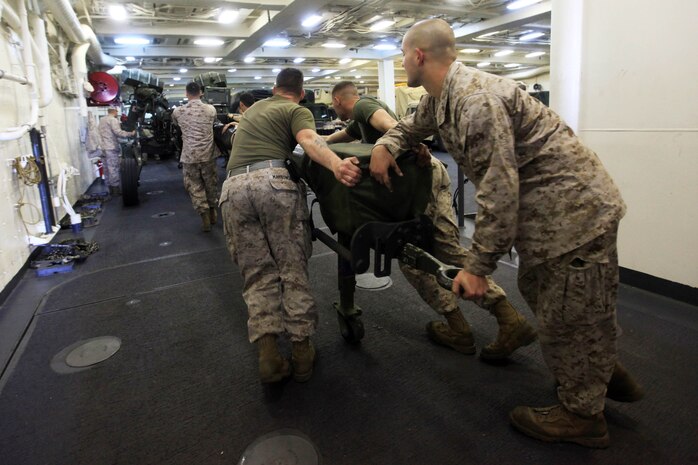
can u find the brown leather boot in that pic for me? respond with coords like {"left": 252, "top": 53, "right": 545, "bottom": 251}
{"left": 480, "top": 299, "right": 537, "bottom": 360}
{"left": 426, "top": 309, "right": 476, "bottom": 354}
{"left": 200, "top": 211, "right": 211, "bottom": 232}
{"left": 209, "top": 207, "right": 217, "bottom": 225}
{"left": 606, "top": 362, "right": 645, "bottom": 402}
{"left": 291, "top": 338, "right": 316, "bottom": 382}
{"left": 257, "top": 334, "right": 291, "bottom": 384}
{"left": 510, "top": 404, "right": 610, "bottom": 448}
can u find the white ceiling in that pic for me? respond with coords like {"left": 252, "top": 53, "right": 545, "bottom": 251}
{"left": 78, "top": 0, "right": 551, "bottom": 93}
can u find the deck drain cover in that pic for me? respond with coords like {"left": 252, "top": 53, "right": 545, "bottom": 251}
{"left": 355, "top": 273, "right": 392, "bottom": 290}
{"left": 146, "top": 190, "right": 164, "bottom": 195}
{"left": 159, "top": 241, "right": 172, "bottom": 247}
{"left": 151, "top": 211, "right": 175, "bottom": 218}
{"left": 65, "top": 337, "right": 121, "bottom": 368}
{"left": 238, "top": 429, "right": 321, "bottom": 465}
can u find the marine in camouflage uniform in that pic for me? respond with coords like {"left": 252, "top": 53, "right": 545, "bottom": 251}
{"left": 172, "top": 82, "right": 219, "bottom": 231}
{"left": 373, "top": 19, "right": 641, "bottom": 447}
{"left": 220, "top": 69, "right": 361, "bottom": 383}
{"left": 328, "top": 81, "right": 536, "bottom": 359}
{"left": 98, "top": 108, "right": 134, "bottom": 194}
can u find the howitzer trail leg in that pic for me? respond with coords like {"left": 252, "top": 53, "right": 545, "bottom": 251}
{"left": 335, "top": 234, "right": 364, "bottom": 343}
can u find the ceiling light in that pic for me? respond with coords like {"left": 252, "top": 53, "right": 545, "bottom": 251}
{"left": 194, "top": 38, "right": 224, "bottom": 46}
{"left": 173, "top": 77, "right": 181, "bottom": 81}
{"left": 125, "top": 56, "right": 135, "bottom": 62}
{"left": 244, "top": 56, "right": 255, "bottom": 63}
{"left": 312, "top": 68, "right": 320, "bottom": 73}
{"left": 264, "top": 38, "right": 290, "bottom": 47}
{"left": 373, "top": 43, "right": 397, "bottom": 51}
{"left": 334, "top": 76, "right": 340, "bottom": 80}
{"left": 322, "top": 42, "right": 346, "bottom": 48}
{"left": 218, "top": 9, "right": 239, "bottom": 24}
{"left": 303, "top": 77, "right": 313, "bottom": 81}
{"left": 359, "top": 80, "right": 365, "bottom": 84}
{"left": 301, "top": 14, "right": 323, "bottom": 28}
{"left": 179, "top": 68, "right": 187, "bottom": 73}
{"left": 272, "top": 68, "right": 281, "bottom": 73}
{"left": 525, "top": 51, "right": 546, "bottom": 58}
{"left": 114, "top": 37, "right": 150, "bottom": 45}
{"left": 354, "top": 75, "right": 362, "bottom": 79}
{"left": 363, "top": 15, "right": 383, "bottom": 25}
{"left": 293, "top": 57, "right": 306, "bottom": 64}
{"left": 494, "top": 49, "right": 514, "bottom": 57}
{"left": 504, "top": 63, "right": 521, "bottom": 68}
{"left": 476, "top": 62, "right": 491, "bottom": 68}
{"left": 203, "top": 57, "right": 222, "bottom": 63}
{"left": 325, "top": 76, "right": 331, "bottom": 79}
{"left": 477, "top": 31, "right": 499, "bottom": 38}
{"left": 349, "top": 68, "right": 356, "bottom": 72}
{"left": 339, "top": 58, "right": 352, "bottom": 65}
{"left": 370, "top": 19, "right": 395, "bottom": 31}
{"left": 228, "top": 68, "right": 237, "bottom": 73}
{"left": 507, "top": 0, "right": 542, "bottom": 10}
{"left": 169, "top": 84, "right": 174, "bottom": 87}
{"left": 519, "top": 31, "right": 544, "bottom": 41}
{"left": 460, "top": 48, "right": 481, "bottom": 54}
{"left": 108, "top": 5, "right": 127, "bottom": 21}
{"left": 254, "top": 76, "right": 261, "bottom": 80}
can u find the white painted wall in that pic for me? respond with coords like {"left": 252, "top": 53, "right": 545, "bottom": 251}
{"left": 0, "top": 19, "right": 95, "bottom": 291}
{"left": 552, "top": 0, "right": 698, "bottom": 287}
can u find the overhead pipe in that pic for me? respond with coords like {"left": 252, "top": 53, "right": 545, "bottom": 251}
{"left": 0, "top": 69, "right": 29, "bottom": 85}
{"left": 501, "top": 65, "right": 550, "bottom": 81}
{"left": 31, "top": 15, "right": 53, "bottom": 107}
{"left": 81, "top": 23, "right": 116, "bottom": 70}
{"left": 71, "top": 42, "right": 90, "bottom": 117}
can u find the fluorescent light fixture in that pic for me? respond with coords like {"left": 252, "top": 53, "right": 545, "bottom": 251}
{"left": 179, "top": 68, "right": 187, "bottom": 73}
{"left": 108, "top": 5, "right": 127, "bottom": 21}
{"left": 263, "top": 38, "right": 291, "bottom": 47}
{"left": 349, "top": 69, "right": 356, "bottom": 72}
{"left": 203, "top": 57, "right": 222, "bottom": 63}
{"left": 363, "top": 15, "right": 382, "bottom": 25}
{"left": 322, "top": 42, "right": 346, "bottom": 48}
{"left": 477, "top": 31, "right": 499, "bottom": 38}
{"left": 525, "top": 51, "right": 546, "bottom": 58}
{"left": 494, "top": 49, "right": 514, "bottom": 57}
{"left": 114, "top": 37, "right": 150, "bottom": 45}
{"left": 519, "top": 31, "right": 544, "bottom": 41}
{"left": 312, "top": 68, "right": 321, "bottom": 73}
{"left": 355, "top": 75, "right": 362, "bottom": 79}
{"left": 476, "top": 62, "right": 491, "bottom": 68}
{"left": 293, "top": 57, "right": 306, "bottom": 64}
{"left": 334, "top": 76, "right": 340, "bottom": 80}
{"left": 504, "top": 63, "right": 520, "bottom": 68}
{"left": 254, "top": 76, "right": 262, "bottom": 80}
{"left": 228, "top": 68, "right": 237, "bottom": 73}
{"left": 507, "top": 0, "right": 542, "bottom": 10}
{"left": 218, "top": 9, "right": 239, "bottom": 24}
{"left": 194, "top": 38, "right": 224, "bottom": 46}
{"left": 272, "top": 68, "right": 281, "bottom": 73}
{"left": 169, "top": 84, "right": 174, "bottom": 87}
{"left": 370, "top": 19, "right": 395, "bottom": 31}
{"left": 301, "top": 14, "right": 323, "bottom": 28}
{"left": 359, "top": 80, "right": 365, "bottom": 84}
{"left": 244, "top": 56, "right": 255, "bottom": 63}
{"left": 460, "top": 48, "right": 481, "bottom": 54}
{"left": 303, "top": 77, "right": 313, "bottom": 81}
{"left": 324, "top": 76, "right": 331, "bottom": 79}
{"left": 125, "top": 56, "right": 135, "bottom": 62}
{"left": 373, "top": 43, "right": 397, "bottom": 51}
{"left": 339, "top": 58, "right": 352, "bottom": 65}
{"left": 173, "top": 77, "right": 181, "bottom": 81}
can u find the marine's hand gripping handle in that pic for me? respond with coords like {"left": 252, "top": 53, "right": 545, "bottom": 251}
{"left": 398, "top": 243, "right": 461, "bottom": 291}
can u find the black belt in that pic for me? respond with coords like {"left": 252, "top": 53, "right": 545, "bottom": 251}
{"left": 227, "top": 159, "right": 287, "bottom": 178}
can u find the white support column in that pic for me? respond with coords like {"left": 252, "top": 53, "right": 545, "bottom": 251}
{"left": 377, "top": 59, "right": 396, "bottom": 112}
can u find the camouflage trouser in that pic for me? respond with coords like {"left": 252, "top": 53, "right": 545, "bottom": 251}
{"left": 518, "top": 224, "right": 619, "bottom": 416}
{"left": 102, "top": 149, "right": 121, "bottom": 187}
{"left": 219, "top": 167, "right": 316, "bottom": 343}
{"left": 398, "top": 157, "right": 507, "bottom": 314}
{"left": 182, "top": 160, "right": 219, "bottom": 214}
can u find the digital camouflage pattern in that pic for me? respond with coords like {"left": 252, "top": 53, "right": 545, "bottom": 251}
{"left": 98, "top": 115, "right": 131, "bottom": 151}
{"left": 172, "top": 99, "right": 218, "bottom": 163}
{"left": 399, "top": 157, "right": 507, "bottom": 314}
{"left": 376, "top": 62, "right": 626, "bottom": 276}
{"left": 220, "top": 168, "right": 316, "bottom": 343}
{"left": 102, "top": 149, "right": 121, "bottom": 187}
{"left": 182, "top": 161, "right": 219, "bottom": 213}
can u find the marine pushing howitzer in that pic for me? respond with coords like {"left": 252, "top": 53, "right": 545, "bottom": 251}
{"left": 292, "top": 143, "right": 461, "bottom": 343}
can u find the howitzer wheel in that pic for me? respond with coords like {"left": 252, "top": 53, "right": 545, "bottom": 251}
{"left": 121, "top": 157, "right": 140, "bottom": 206}
{"left": 337, "top": 312, "right": 364, "bottom": 344}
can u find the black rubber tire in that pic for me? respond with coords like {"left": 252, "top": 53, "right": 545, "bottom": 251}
{"left": 121, "top": 156, "right": 140, "bottom": 206}
{"left": 337, "top": 312, "right": 364, "bottom": 344}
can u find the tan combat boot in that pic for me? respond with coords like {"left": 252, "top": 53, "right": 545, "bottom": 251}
{"left": 426, "top": 309, "right": 476, "bottom": 354}
{"left": 256, "top": 334, "right": 291, "bottom": 384}
{"left": 209, "top": 207, "right": 217, "bottom": 225}
{"left": 291, "top": 338, "right": 316, "bottom": 382}
{"left": 606, "top": 362, "right": 645, "bottom": 402}
{"left": 480, "top": 299, "right": 537, "bottom": 360}
{"left": 509, "top": 404, "right": 610, "bottom": 448}
{"left": 200, "top": 211, "right": 211, "bottom": 232}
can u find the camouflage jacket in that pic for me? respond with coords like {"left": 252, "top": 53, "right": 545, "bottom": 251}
{"left": 172, "top": 99, "right": 217, "bottom": 163}
{"left": 98, "top": 116, "right": 131, "bottom": 151}
{"left": 376, "top": 62, "right": 626, "bottom": 275}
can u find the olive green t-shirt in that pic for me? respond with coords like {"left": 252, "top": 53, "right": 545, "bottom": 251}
{"left": 227, "top": 94, "right": 316, "bottom": 170}
{"left": 345, "top": 96, "right": 397, "bottom": 144}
